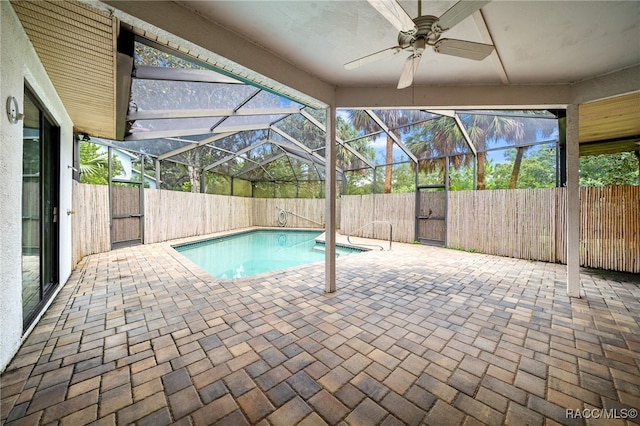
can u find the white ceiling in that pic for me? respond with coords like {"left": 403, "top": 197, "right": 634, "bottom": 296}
{"left": 176, "top": 0, "right": 640, "bottom": 88}
{"left": 12, "top": 0, "right": 640, "bottom": 146}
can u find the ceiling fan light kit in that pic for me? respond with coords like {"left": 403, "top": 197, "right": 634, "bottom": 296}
{"left": 347, "top": 0, "right": 494, "bottom": 89}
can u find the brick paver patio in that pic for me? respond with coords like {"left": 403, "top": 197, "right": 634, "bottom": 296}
{"left": 1, "top": 235, "right": 639, "bottom": 425}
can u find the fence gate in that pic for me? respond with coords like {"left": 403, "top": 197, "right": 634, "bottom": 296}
{"left": 109, "top": 147, "right": 144, "bottom": 249}
{"left": 415, "top": 185, "right": 447, "bottom": 246}
{"left": 415, "top": 157, "right": 451, "bottom": 246}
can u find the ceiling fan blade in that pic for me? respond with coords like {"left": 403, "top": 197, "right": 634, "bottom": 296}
{"left": 397, "top": 54, "right": 422, "bottom": 89}
{"left": 367, "top": 0, "right": 417, "bottom": 34}
{"left": 436, "top": 0, "right": 491, "bottom": 31}
{"left": 434, "top": 38, "right": 494, "bottom": 60}
{"left": 344, "top": 46, "right": 404, "bottom": 70}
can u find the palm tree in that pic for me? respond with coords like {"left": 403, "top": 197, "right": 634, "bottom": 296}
{"left": 408, "top": 112, "right": 555, "bottom": 190}
{"left": 336, "top": 116, "right": 375, "bottom": 170}
{"left": 466, "top": 113, "right": 524, "bottom": 189}
{"left": 348, "top": 110, "right": 421, "bottom": 193}
{"left": 79, "top": 142, "right": 124, "bottom": 185}
{"left": 335, "top": 115, "right": 378, "bottom": 195}
{"left": 405, "top": 116, "right": 472, "bottom": 180}
{"left": 80, "top": 151, "right": 109, "bottom": 181}
{"left": 508, "top": 113, "right": 557, "bottom": 188}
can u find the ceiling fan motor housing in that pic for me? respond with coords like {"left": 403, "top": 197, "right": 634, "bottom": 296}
{"left": 398, "top": 15, "right": 440, "bottom": 49}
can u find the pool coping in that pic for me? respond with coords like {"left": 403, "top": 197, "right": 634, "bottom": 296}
{"left": 168, "top": 226, "right": 375, "bottom": 252}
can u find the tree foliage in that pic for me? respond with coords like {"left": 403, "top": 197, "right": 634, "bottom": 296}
{"left": 406, "top": 112, "right": 557, "bottom": 190}
{"left": 580, "top": 152, "right": 639, "bottom": 186}
{"left": 487, "top": 144, "right": 556, "bottom": 189}
{"left": 348, "top": 110, "right": 422, "bottom": 193}
{"left": 79, "top": 142, "right": 123, "bottom": 185}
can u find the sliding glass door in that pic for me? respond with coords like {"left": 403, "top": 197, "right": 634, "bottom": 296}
{"left": 22, "top": 88, "right": 60, "bottom": 329}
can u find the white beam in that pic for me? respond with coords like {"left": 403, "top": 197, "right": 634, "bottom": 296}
{"left": 203, "top": 139, "right": 268, "bottom": 171}
{"left": 157, "top": 132, "right": 235, "bottom": 160}
{"left": 425, "top": 109, "right": 456, "bottom": 117}
{"left": 300, "top": 109, "right": 375, "bottom": 169}
{"left": 336, "top": 85, "right": 572, "bottom": 109}
{"left": 325, "top": 105, "right": 337, "bottom": 293}
{"left": 336, "top": 66, "right": 640, "bottom": 109}
{"left": 473, "top": 11, "right": 509, "bottom": 85}
{"left": 234, "top": 153, "right": 285, "bottom": 178}
{"left": 366, "top": 110, "right": 418, "bottom": 164}
{"left": 125, "top": 122, "right": 271, "bottom": 140}
{"left": 268, "top": 139, "right": 344, "bottom": 174}
{"left": 571, "top": 65, "right": 640, "bottom": 105}
{"left": 566, "top": 104, "right": 581, "bottom": 298}
{"left": 270, "top": 126, "right": 328, "bottom": 166}
{"left": 128, "top": 107, "right": 301, "bottom": 121}
{"left": 133, "top": 65, "right": 242, "bottom": 84}
{"left": 453, "top": 113, "right": 477, "bottom": 157}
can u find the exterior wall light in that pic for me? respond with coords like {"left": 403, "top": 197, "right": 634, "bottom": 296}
{"left": 6, "top": 96, "right": 24, "bottom": 124}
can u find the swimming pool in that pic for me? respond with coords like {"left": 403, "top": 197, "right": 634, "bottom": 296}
{"left": 174, "top": 229, "right": 363, "bottom": 279}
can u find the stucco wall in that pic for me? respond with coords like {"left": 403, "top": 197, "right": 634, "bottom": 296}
{"left": 1, "top": 2, "right": 74, "bottom": 372}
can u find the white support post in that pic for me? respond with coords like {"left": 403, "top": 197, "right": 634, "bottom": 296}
{"left": 566, "top": 104, "right": 581, "bottom": 297}
{"left": 325, "top": 105, "right": 337, "bottom": 293}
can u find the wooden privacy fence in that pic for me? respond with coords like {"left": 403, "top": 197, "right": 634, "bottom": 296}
{"left": 581, "top": 185, "right": 639, "bottom": 272}
{"left": 252, "top": 198, "right": 328, "bottom": 228}
{"left": 341, "top": 193, "right": 415, "bottom": 243}
{"left": 72, "top": 181, "right": 109, "bottom": 266}
{"left": 340, "top": 187, "right": 638, "bottom": 273}
{"left": 448, "top": 186, "right": 638, "bottom": 273}
{"left": 72, "top": 183, "right": 639, "bottom": 273}
{"left": 448, "top": 188, "right": 565, "bottom": 263}
{"left": 144, "top": 189, "right": 252, "bottom": 244}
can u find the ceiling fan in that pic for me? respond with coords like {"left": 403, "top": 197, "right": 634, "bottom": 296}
{"left": 345, "top": 0, "right": 494, "bottom": 89}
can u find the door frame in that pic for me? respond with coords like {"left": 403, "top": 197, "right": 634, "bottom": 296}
{"left": 22, "top": 87, "right": 60, "bottom": 330}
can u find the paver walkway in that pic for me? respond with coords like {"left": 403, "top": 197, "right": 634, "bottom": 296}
{"left": 1, "top": 237, "right": 639, "bottom": 425}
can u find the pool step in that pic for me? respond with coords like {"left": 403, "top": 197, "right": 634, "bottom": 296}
{"left": 313, "top": 243, "right": 348, "bottom": 257}
{"left": 315, "top": 231, "right": 375, "bottom": 251}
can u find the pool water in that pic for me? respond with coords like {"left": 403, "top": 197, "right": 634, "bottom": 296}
{"left": 174, "top": 230, "right": 362, "bottom": 279}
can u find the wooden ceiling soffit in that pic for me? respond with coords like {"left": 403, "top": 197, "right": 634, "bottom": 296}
{"left": 579, "top": 92, "right": 640, "bottom": 145}
{"left": 12, "top": 0, "right": 118, "bottom": 139}
{"left": 579, "top": 137, "right": 640, "bottom": 156}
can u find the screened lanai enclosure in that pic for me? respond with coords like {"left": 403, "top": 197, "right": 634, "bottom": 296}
{"left": 73, "top": 37, "right": 637, "bottom": 273}
{"left": 92, "top": 39, "right": 562, "bottom": 199}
